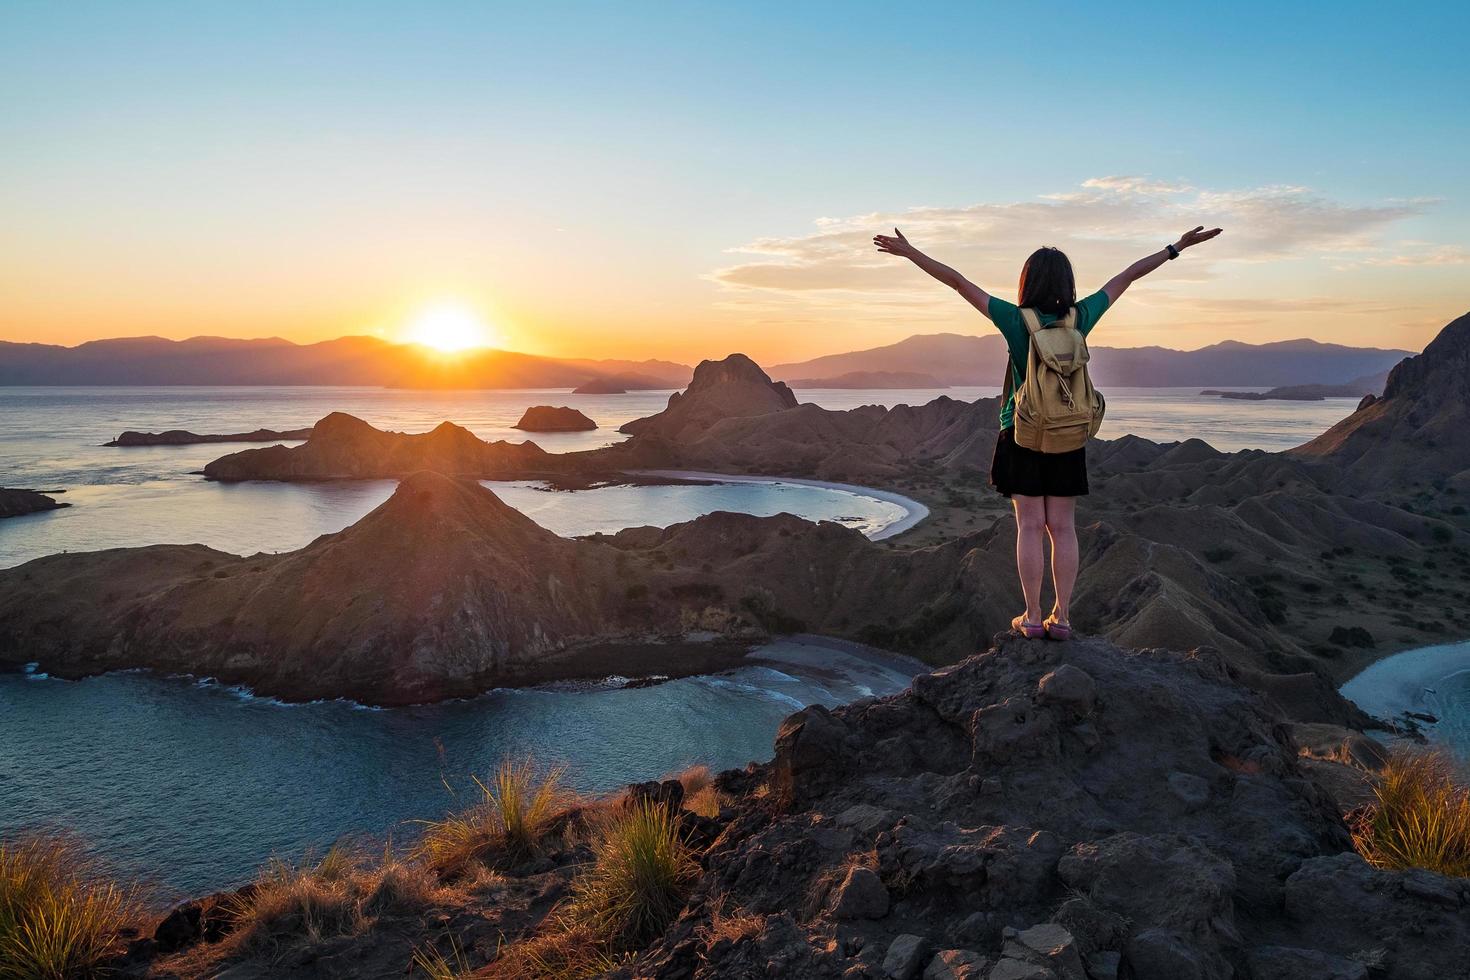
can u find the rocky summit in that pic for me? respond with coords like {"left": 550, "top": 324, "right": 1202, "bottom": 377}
{"left": 619, "top": 352, "right": 799, "bottom": 441}
{"left": 616, "top": 634, "right": 1468, "bottom": 980}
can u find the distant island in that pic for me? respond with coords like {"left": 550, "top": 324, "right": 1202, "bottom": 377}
{"left": 787, "top": 370, "right": 947, "bottom": 389}
{"left": 104, "top": 426, "right": 314, "bottom": 446}
{"left": 1202, "top": 369, "right": 1389, "bottom": 402}
{"left": 0, "top": 487, "right": 68, "bottom": 519}
{"left": 513, "top": 405, "right": 598, "bottom": 432}
{"left": 572, "top": 377, "right": 629, "bottom": 394}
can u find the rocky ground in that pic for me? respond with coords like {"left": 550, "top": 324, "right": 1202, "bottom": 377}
{"left": 114, "top": 633, "right": 1470, "bottom": 979}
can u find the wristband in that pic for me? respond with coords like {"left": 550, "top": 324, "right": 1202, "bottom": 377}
{"left": 1166, "top": 244, "right": 1180, "bottom": 260}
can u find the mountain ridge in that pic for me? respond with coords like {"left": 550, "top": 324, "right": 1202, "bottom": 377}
{"left": 0, "top": 335, "right": 693, "bottom": 389}
{"left": 772, "top": 332, "right": 1412, "bottom": 387}
{"left": 1, "top": 331, "right": 1412, "bottom": 389}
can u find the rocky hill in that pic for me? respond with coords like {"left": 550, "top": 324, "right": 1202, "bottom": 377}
{"left": 0, "top": 472, "right": 1019, "bottom": 703}
{"left": 1294, "top": 310, "right": 1470, "bottom": 491}
{"left": 614, "top": 633, "right": 1467, "bottom": 980}
{"left": 201, "top": 412, "right": 550, "bottom": 481}
{"left": 125, "top": 634, "right": 1468, "bottom": 980}
{"left": 619, "top": 353, "right": 799, "bottom": 441}
{"left": 0, "top": 473, "right": 612, "bottom": 703}
{"left": 590, "top": 353, "right": 1002, "bottom": 480}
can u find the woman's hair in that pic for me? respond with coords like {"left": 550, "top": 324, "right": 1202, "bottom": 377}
{"left": 1018, "top": 246, "right": 1077, "bottom": 316}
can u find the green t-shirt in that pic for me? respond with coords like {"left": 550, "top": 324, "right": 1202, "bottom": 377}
{"left": 987, "top": 290, "right": 1111, "bottom": 430}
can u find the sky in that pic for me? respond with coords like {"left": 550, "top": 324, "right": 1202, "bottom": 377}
{"left": 2, "top": 1, "right": 1468, "bottom": 365}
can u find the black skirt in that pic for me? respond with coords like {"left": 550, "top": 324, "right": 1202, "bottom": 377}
{"left": 989, "top": 427, "right": 1089, "bottom": 498}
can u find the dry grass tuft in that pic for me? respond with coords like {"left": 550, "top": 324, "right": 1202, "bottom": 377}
{"left": 412, "top": 933, "right": 474, "bottom": 979}
{"left": 481, "top": 923, "right": 625, "bottom": 980}
{"left": 0, "top": 835, "right": 140, "bottom": 980}
{"left": 224, "top": 842, "right": 442, "bottom": 961}
{"left": 695, "top": 894, "right": 764, "bottom": 950}
{"left": 413, "top": 759, "right": 571, "bottom": 879}
{"left": 1352, "top": 749, "right": 1470, "bottom": 878}
{"left": 683, "top": 786, "right": 723, "bottom": 819}
{"left": 359, "top": 860, "right": 440, "bottom": 918}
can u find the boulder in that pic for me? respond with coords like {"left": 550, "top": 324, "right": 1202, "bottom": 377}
{"left": 829, "top": 865, "right": 889, "bottom": 920}
{"left": 625, "top": 779, "right": 684, "bottom": 813}
{"left": 884, "top": 934, "right": 932, "bottom": 980}
{"left": 152, "top": 901, "right": 203, "bottom": 953}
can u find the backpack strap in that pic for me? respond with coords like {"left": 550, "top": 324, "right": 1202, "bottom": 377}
{"left": 1003, "top": 310, "right": 1039, "bottom": 405}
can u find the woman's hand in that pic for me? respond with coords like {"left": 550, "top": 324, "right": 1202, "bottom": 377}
{"left": 873, "top": 227, "right": 918, "bottom": 258}
{"left": 1175, "top": 225, "right": 1223, "bottom": 251}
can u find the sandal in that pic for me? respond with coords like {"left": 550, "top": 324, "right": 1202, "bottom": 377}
{"left": 1011, "top": 615, "right": 1046, "bottom": 639}
{"left": 1043, "top": 615, "right": 1072, "bottom": 641}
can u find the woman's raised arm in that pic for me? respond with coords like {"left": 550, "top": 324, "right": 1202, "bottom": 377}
{"left": 874, "top": 228, "right": 992, "bottom": 318}
{"left": 1102, "top": 225, "right": 1223, "bottom": 306}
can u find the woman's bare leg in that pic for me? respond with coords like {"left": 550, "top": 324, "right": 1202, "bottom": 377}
{"left": 1044, "top": 495, "right": 1078, "bottom": 625}
{"left": 1012, "top": 494, "right": 1047, "bottom": 623}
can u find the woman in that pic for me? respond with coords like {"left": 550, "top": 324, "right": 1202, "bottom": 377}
{"left": 874, "top": 225, "right": 1222, "bottom": 639}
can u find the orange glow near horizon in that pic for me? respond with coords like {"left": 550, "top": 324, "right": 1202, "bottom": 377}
{"left": 398, "top": 302, "right": 499, "bottom": 354}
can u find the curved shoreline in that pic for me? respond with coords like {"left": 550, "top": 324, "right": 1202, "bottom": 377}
{"left": 1340, "top": 639, "right": 1470, "bottom": 730}
{"left": 630, "top": 469, "right": 929, "bottom": 540}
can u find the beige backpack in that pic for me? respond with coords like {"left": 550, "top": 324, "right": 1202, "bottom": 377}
{"left": 1003, "top": 307, "right": 1106, "bottom": 453}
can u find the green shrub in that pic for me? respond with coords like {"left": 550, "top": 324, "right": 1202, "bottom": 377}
{"left": 567, "top": 802, "right": 696, "bottom": 949}
{"left": 412, "top": 759, "right": 568, "bottom": 877}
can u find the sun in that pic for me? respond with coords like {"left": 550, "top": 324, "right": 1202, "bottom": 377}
{"left": 401, "top": 302, "right": 498, "bottom": 353}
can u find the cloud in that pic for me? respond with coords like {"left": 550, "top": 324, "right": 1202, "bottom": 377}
{"left": 708, "top": 178, "right": 1435, "bottom": 320}
{"left": 1354, "top": 244, "right": 1470, "bottom": 267}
